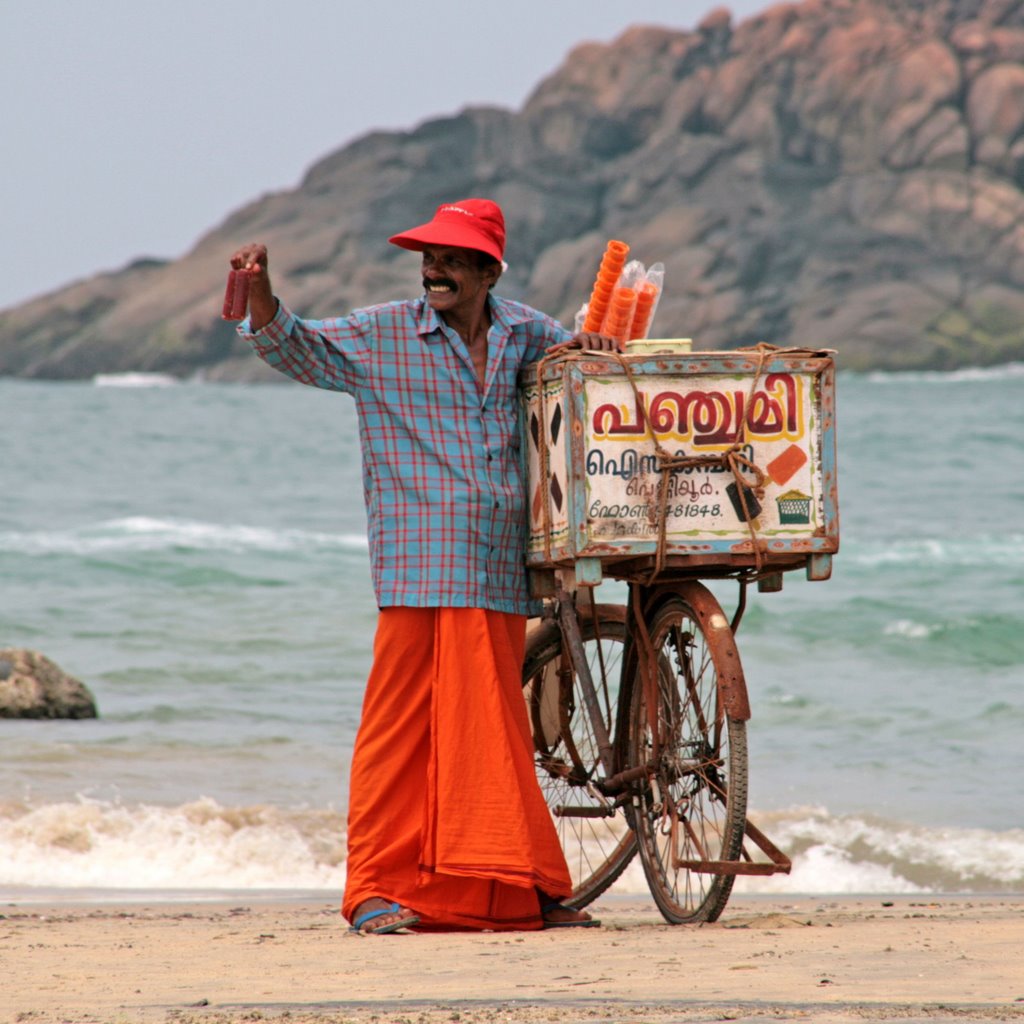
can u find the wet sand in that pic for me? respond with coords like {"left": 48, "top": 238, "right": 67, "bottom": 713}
{"left": 3, "top": 893, "right": 1023, "bottom": 1023}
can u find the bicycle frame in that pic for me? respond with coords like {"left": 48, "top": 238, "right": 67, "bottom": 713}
{"left": 542, "top": 574, "right": 791, "bottom": 908}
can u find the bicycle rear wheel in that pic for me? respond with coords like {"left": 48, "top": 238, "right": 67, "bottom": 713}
{"left": 523, "top": 602, "right": 636, "bottom": 908}
{"left": 625, "top": 584, "right": 748, "bottom": 923}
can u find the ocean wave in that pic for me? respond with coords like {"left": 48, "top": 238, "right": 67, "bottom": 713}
{"left": 92, "top": 372, "right": 180, "bottom": 388}
{"left": 854, "top": 362, "right": 1024, "bottom": 384}
{"left": 735, "top": 808, "right": 1024, "bottom": 895}
{"left": 846, "top": 534, "right": 1024, "bottom": 568}
{"left": 0, "top": 517, "right": 368, "bottom": 556}
{"left": 0, "top": 798, "right": 346, "bottom": 891}
{"left": 2, "top": 799, "right": 1022, "bottom": 896}
{"left": 6, "top": 522, "right": 1017, "bottom": 566}
{"left": 882, "top": 618, "right": 938, "bottom": 640}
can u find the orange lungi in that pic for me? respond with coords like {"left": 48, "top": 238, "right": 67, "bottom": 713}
{"left": 342, "top": 606, "right": 572, "bottom": 930}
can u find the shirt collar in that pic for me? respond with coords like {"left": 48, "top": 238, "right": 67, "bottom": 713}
{"left": 411, "top": 298, "right": 440, "bottom": 339}
{"left": 414, "top": 293, "right": 534, "bottom": 340}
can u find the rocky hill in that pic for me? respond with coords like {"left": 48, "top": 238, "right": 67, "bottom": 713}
{"left": 4, "top": 0, "right": 1024, "bottom": 378}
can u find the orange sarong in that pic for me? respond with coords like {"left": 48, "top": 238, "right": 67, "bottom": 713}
{"left": 342, "top": 607, "right": 572, "bottom": 930}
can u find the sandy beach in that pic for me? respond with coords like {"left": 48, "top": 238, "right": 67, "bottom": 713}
{"left": 3, "top": 893, "right": 1023, "bottom": 1024}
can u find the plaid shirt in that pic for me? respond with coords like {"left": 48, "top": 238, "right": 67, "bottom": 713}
{"left": 240, "top": 296, "right": 571, "bottom": 613}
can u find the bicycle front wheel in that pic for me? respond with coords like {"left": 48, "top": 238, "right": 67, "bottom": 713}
{"left": 523, "top": 603, "right": 637, "bottom": 908}
{"left": 625, "top": 584, "right": 749, "bottom": 923}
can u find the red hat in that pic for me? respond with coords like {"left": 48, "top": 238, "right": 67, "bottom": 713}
{"left": 388, "top": 198, "right": 506, "bottom": 262}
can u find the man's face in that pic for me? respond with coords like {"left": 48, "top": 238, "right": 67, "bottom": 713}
{"left": 420, "top": 245, "right": 500, "bottom": 318}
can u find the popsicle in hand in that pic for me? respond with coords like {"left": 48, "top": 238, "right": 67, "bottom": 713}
{"left": 221, "top": 268, "right": 251, "bottom": 321}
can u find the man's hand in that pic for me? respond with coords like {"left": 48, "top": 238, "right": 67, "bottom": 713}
{"left": 229, "top": 243, "right": 277, "bottom": 331}
{"left": 562, "top": 332, "right": 621, "bottom": 352}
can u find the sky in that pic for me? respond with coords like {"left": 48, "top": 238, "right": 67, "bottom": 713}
{"left": 2, "top": 0, "right": 771, "bottom": 311}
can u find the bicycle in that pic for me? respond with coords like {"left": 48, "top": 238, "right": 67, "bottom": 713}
{"left": 524, "top": 574, "right": 776, "bottom": 924}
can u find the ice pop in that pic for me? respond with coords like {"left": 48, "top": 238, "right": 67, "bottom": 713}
{"left": 221, "top": 268, "right": 251, "bottom": 321}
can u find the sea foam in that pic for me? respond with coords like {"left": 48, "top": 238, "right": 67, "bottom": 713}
{"left": 735, "top": 808, "right": 1024, "bottom": 894}
{"left": 846, "top": 534, "right": 1024, "bottom": 568}
{"left": 0, "top": 517, "right": 368, "bottom": 556}
{"left": 0, "top": 798, "right": 346, "bottom": 892}
{"left": 3, "top": 799, "right": 1022, "bottom": 898}
{"left": 92, "top": 372, "right": 179, "bottom": 388}
{"left": 861, "top": 361, "right": 1024, "bottom": 384}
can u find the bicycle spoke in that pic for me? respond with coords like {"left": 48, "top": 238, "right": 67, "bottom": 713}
{"left": 628, "top": 586, "right": 749, "bottom": 924}
{"left": 523, "top": 604, "right": 637, "bottom": 908}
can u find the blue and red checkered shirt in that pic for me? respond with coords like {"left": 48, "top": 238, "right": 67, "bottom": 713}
{"left": 240, "top": 295, "right": 571, "bottom": 614}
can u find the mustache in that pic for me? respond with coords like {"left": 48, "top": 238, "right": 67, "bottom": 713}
{"left": 423, "top": 277, "right": 457, "bottom": 291}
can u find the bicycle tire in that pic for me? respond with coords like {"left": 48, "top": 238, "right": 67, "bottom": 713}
{"left": 624, "top": 584, "right": 749, "bottom": 924}
{"left": 523, "top": 602, "right": 637, "bottom": 908}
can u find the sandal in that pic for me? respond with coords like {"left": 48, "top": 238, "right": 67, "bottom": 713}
{"left": 540, "top": 898, "right": 601, "bottom": 929}
{"left": 350, "top": 900, "right": 420, "bottom": 935}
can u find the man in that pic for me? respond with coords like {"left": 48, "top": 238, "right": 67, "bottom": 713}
{"left": 231, "top": 198, "right": 613, "bottom": 933}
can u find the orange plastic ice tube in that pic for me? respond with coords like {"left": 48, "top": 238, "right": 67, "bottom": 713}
{"left": 604, "top": 286, "right": 638, "bottom": 344}
{"left": 582, "top": 240, "right": 630, "bottom": 333}
{"left": 628, "top": 281, "right": 660, "bottom": 340}
{"left": 221, "top": 268, "right": 251, "bottom": 321}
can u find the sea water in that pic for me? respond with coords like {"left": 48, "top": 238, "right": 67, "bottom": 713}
{"left": 1, "top": 365, "right": 1022, "bottom": 897}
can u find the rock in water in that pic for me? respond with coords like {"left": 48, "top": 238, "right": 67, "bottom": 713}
{"left": 0, "top": 648, "right": 98, "bottom": 719}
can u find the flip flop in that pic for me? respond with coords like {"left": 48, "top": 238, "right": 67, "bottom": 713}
{"left": 541, "top": 901, "right": 601, "bottom": 929}
{"left": 350, "top": 901, "right": 421, "bottom": 935}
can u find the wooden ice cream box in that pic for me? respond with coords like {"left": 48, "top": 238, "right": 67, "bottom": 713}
{"left": 518, "top": 347, "right": 839, "bottom": 585}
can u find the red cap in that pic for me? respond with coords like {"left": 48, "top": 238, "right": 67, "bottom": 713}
{"left": 388, "top": 198, "right": 506, "bottom": 262}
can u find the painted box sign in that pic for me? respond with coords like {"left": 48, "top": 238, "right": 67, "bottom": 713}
{"left": 518, "top": 348, "right": 839, "bottom": 581}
